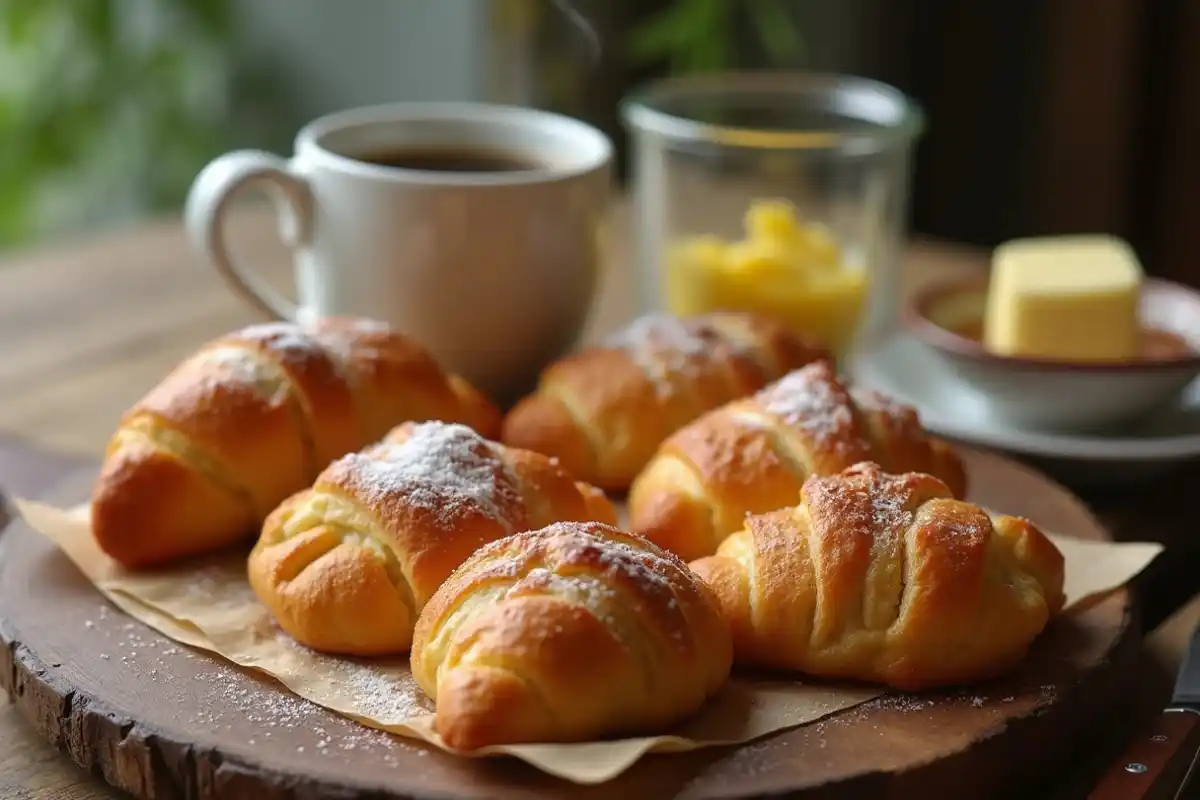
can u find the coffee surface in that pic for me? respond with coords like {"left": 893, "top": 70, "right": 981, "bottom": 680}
{"left": 355, "top": 147, "right": 540, "bottom": 173}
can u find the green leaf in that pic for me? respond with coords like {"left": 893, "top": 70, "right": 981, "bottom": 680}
{"left": 626, "top": 0, "right": 744, "bottom": 73}
{"left": 188, "top": 0, "right": 233, "bottom": 36}
{"left": 75, "top": 0, "right": 115, "bottom": 49}
{"left": 746, "top": 0, "right": 807, "bottom": 66}
{"left": 625, "top": 1, "right": 703, "bottom": 64}
{"left": 1, "top": 0, "right": 49, "bottom": 44}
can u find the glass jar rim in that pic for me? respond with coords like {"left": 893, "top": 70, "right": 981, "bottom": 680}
{"left": 619, "top": 71, "right": 925, "bottom": 154}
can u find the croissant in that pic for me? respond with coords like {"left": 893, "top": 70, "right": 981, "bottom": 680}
{"left": 248, "top": 421, "right": 619, "bottom": 656}
{"left": 92, "top": 317, "right": 501, "bottom": 570}
{"left": 501, "top": 311, "right": 829, "bottom": 492}
{"left": 628, "top": 360, "right": 968, "bottom": 562}
{"left": 410, "top": 521, "right": 733, "bottom": 750}
{"left": 690, "top": 463, "right": 1065, "bottom": 690}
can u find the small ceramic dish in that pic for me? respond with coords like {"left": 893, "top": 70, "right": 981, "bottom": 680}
{"left": 904, "top": 277, "right": 1200, "bottom": 432}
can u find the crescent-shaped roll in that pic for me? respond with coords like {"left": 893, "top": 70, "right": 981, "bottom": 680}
{"left": 689, "top": 462, "right": 1066, "bottom": 690}
{"left": 501, "top": 311, "right": 829, "bottom": 492}
{"left": 628, "top": 360, "right": 968, "bottom": 562}
{"left": 410, "top": 521, "right": 733, "bottom": 750}
{"left": 248, "top": 421, "right": 619, "bottom": 656}
{"left": 92, "top": 317, "right": 501, "bottom": 570}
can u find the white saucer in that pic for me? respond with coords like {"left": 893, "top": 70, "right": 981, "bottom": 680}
{"left": 848, "top": 334, "right": 1200, "bottom": 485}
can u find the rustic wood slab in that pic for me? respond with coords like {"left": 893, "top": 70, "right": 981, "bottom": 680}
{"left": 0, "top": 448, "right": 1138, "bottom": 799}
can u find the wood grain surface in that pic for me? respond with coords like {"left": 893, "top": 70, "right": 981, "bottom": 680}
{"left": 0, "top": 448, "right": 1137, "bottom": 799}
{"left": 0, "top": 202, "right": 1199, "bottom": 797}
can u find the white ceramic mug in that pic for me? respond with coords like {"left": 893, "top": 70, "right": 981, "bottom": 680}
{"left": 184, "top": 102, "right": 614, "bottom": 400}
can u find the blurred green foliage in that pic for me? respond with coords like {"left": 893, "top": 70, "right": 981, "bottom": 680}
{"left": 626, "top": 0, "right": 807, "bottom": 73}
{"left": 0, "top": 0, "right": 810, "bottom": 250}
{"left": 0, "top": 0, "right": 239, "bottom": 247}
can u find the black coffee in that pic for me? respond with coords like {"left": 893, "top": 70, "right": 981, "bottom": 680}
{"left": 356, "top": 147, "right": 541, "bottom": 173}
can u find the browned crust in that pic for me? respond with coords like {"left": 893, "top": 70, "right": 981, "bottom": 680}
{"left": 249, "top": 425, "right": 620, "bottom": 657}
{"left": 309, "top": 318, "right": 499, "bottom": 444}
{"left": 446, "top": 374, "right": 503, "bottom": 441}
{"left": 686, "top": 551, "right": 755, "bottom": 659}
{"left": 234, "top": 322, "right": 361, "bottom": 470}
{"left": 246, "top": 504, "right": 415, "bottom": 655}
{"left": 629, "top": 362, "right": 970, "bottom": 562}
{"left": 500, "top": 392, "right": 598, "bottom": 488}
{"left": 91, "top": 317, "right": 502, "bottom": 571}
{"left": 91, "top": 439, "right": 254, "bottom": 569}
{"left": 0, "top": 459, "right": 1140, "bottom": 799}
{"left": 127, "top": 351, "right": 309, "bottom": 518}
{"left": 410, "top": 521, "right": 733, "bottom": 750}
{"left": 688, "top": 463, "right": 1067, "bottom": 691}
{"left": 500, "top": 312, "right": 829, "bottom": 492}
{"left": 508, "top": 348, "right": 675, "bottom": 490}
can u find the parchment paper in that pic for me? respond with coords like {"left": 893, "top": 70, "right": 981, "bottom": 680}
{"left": 13, "top": 498, "right": 1162, "bottom": 785}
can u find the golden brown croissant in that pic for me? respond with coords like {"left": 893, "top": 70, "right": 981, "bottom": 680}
{"left": 628, "top": 360, "right": 968, "bottom": 562}
{"left": 690, "top": 463, "right": 1065, "bottom": 690}
{"left": 410, "top": 521, "right": 732, "bottom": 750}
{"left": 248, "top": 421, "right": 619, "bottom": 656}
{"left": 92, "top": 317, "right": 501, "bottom": 570}
{"left": 501, "top": 312, "right": 829, "bottom": 492}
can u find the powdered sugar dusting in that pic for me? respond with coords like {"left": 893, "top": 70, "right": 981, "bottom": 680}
{"left": 237, "top": 321, "right": 320, "bottom": 355}
{"left": 605, "top": 314, "right": 715, "bottom": 357}
{"left": 346, "top": 422, "right": 521, "bottom": 530}
{"left": 868, "top": 474, "right": 914, "bottom": 541}
{"left": 310, "top": 317, "right": 393, "bottom": 356}
{"left": 541, "top": 524, "right": 687, "bottom": 636}
{"left": 340, "top": 317, "right": 394, "bottom": 335}
{"left": 192, "top": 345, "right": 291, "bottom": 403}
{"left": 851, "top": 387, "right": 911, "bottom": 418}
{"left": 603, "top": 314, "right": 746, "bottom": 399}
{"left": 539, "top": 521, "right": 680, "bottom": 590}
{"left": 477, "top": 523, "right": 688, "bottom": 640}
{"left": 74, "top": 605, "right": 427, "bottom": 759}
{"left": 271, "top": 630, "right": 434, "bottom": 723}
{"left": 758, "top": 364, "right": 858, "bottom": 450}
{"left": 831, "top": 466, "right": 919, "bottom": 553}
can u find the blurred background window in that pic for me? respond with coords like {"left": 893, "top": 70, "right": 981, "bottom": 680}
{"left": 1, "top": 0, "right": 1196, "bottom": 283}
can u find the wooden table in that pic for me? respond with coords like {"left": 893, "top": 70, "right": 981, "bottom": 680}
{"left": 1, "top": 202, "right": 1197, "bottom": 798}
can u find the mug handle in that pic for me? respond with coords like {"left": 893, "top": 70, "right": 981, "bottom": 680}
{"left": 184, "top": 150, "right": 314, "bottom": 321}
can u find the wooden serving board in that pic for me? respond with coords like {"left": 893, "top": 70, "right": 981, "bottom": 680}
{"left": 0, "top": 448, "right": 1138, "bottom": 799}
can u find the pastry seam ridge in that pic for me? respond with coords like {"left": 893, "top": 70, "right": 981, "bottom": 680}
{"left": 273, "top": 494, "right": 416, "bottom": 609}
{"left": 115, "top": 418, "right": 256, "bottom": 512}
{"left": 238, "top": 339, "right": 325, "bottom": 479}
{"left": 543, "top": 382, "right": 606, "bottom": 465}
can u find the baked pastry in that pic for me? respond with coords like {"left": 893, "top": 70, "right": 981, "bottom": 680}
{"left": 411, "top": 521, "right": 732, "bottom": 750}
{"left": 248, "top": 421, "right": 619, "bottom": 656}
{"left": 92, "top": 317, "right": 501, "bottom": 570}
{"left": 501, "top": 312, "right": 828, "bottom": 492}
{"left": 628, "top": 360, "right": 968, "bottom": 562}
{"left": 690, "top": 462, "right": 1065, "bottom": 690}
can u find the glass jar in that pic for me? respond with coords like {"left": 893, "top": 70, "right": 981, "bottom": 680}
{"left": 620, "top": 72, "right": 924, "bottom": 361}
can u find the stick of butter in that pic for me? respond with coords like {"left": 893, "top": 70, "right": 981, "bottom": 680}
{"left": 983, "top": 235, "right": 1143, "bottom": 362}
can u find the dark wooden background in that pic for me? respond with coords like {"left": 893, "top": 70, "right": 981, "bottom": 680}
{"left": 542, "top": 0, "right": 1199, "bottom": 285}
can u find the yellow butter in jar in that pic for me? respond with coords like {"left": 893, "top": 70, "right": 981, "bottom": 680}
{"left": 664, "top": 200, "right": 868, "bottom": 358}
